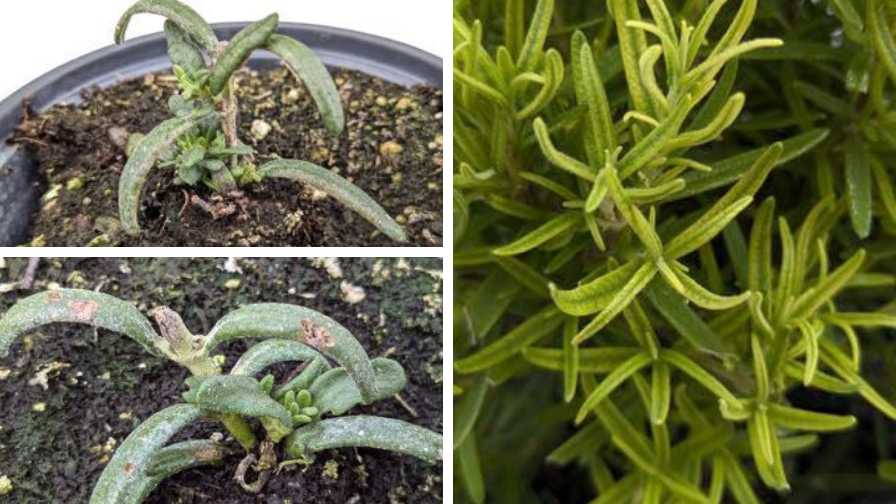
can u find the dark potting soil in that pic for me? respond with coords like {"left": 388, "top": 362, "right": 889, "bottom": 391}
{"left": 0, "top": 258, "right": 444, "bottom": 503}
{"left": 8, "top": 68, "right": 443, "bottom": 246}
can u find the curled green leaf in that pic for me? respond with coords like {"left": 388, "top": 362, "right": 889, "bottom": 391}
{"left": 258, "top": 159, "right": 406, "bottom": 243}
{"left": 115, "top": 0, "right": 218, "bottom": 52}
{"left": 230, "top": 339, "right": 321, "bottom": 377}
{"left": 209, "top": 14, "right": 279, "bottom": 95}
{"left": 265, "top": 34, "right": 345, "bottom": 135}
{"left": 0, "top": 288, "right": 163, "bottom": 359}
{"left": 309, "top": 358, "right": 407, "bottom": 416}
{"left": 207, "top": 303, "right": 378, "bottom": 403}
{"left": 164, "top": 20, "right": 206, "bottom": 74}
{"left": 285, "top": 415, "right": 442, "bottom": 464}
{"left": 119, "top": 108, "right": 215, "bottom": 235}
{"left": 132, "top": 440, "right": 229, "bottom": 502}
{"left": 183, "top": 374, "right": 293, "bottom": 428}
{"left": 90, "top": 404, "right": 203, "bottom": 504}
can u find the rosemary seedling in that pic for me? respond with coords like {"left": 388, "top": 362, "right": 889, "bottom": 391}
{"left": 0, "top": 289, "right": 441, "bottom": 503}
{"left": 115, "top": 0, "right": 406, "bottom": 242}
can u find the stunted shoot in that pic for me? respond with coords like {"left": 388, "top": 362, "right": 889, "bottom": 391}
{"left": 0, "top": 288, "right": 441, "bottom": 503}
{"left": 114, "top": 0, "right": 406, "bottom": 242}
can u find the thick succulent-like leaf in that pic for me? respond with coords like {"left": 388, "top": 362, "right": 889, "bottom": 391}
{"left": 164, "top": 20, "right": 205, "bottom": 74}
{"left": 209, "top": 14, "right": 279, "bottom": 95}
{"left": 119, "top": 108, "right": 215, "bottom": 235}
{"left": 285, "top": 415, "right": 442, "bottom": 464}
{"left": 309, "top": 358, "right": 407, "bottom": 416}
{"left": 115, "top": 0, "right": 218, "bottom": 52}
{"left": 182, "top": 374, "right": 292, "bottom": 428}
{"left": 0, "top": 288, "right": 163, "bottom": 359}
{"left": 258, "top": 159, "right": 406, "bottom": 242}
{"left": 206, "top": 303, "right": 378, "bottom": 403}
{"left": 145, "top": 440, "right": 229, "bottom": 478}
{"left": 230, "top": 339, "right": 322, "bottom": 376}
{"left": 266, "top": 34, "right": 345, "bottom": 135}
{"left": 90, "top": 404, "right": 203, "bottom": 504}
{"left": 126, "top": 440, "right": 227, "bottom": 503}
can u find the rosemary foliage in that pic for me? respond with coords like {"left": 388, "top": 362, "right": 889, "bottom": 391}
{"left": 454, "top": 0, "right": 896, "bottom": 502}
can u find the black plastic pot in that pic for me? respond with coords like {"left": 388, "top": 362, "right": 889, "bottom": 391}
{"left": 0, "top": 23, "right": 441, "bottom": 246}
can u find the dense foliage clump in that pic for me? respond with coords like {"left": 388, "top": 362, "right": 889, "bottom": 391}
{"left": 453, "top": 0, "right": 896, "bottom": 502}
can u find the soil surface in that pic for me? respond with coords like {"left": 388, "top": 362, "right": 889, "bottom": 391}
{"left": 8, "top": 68, "right": 443, "bottom": 247}
{"left": 0, "top": 258, "right": 444, "bottom": 503}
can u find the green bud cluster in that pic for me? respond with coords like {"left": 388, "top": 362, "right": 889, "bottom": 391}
{"left": 172, "top": 64, "right": 212, "bottom": 101}
{"left": 282, "top": 389, "right": 319, "bottom": 425}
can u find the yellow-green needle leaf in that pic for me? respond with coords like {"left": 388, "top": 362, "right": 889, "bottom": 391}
{"left": 576, "top": 352, "right": 652, "bottom": 424}
{"left": 650, "top": 361, "right": 671, "bottom": 425}
{"left": 550, "top": 260, "right": 644, "bottom": 316}
{"left": 670, "top": 266, "right": 751, "bottom": 310}
{"left": 562, "top": 317, "right": 579, "bottom": 403}
{"left": 455, "top": 306, "right": 564, "bottom": 373}
{"left": 523, "top": 346, "right": 641, "bottom": 374}
{"left": 766, "top": 404, "right": 856, "bottom": 432}
{"left": 494, "top": 213, "right": 582, "bottom": 256}
{"left": 573, "top": 263, "right": 657, "bottom": 344}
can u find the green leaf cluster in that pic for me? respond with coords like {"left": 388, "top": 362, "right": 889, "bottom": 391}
{"left": 454, "top": 0, "right": 896, "bottom": 502}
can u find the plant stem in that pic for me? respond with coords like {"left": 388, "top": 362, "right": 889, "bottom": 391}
{"left": 219, "top": 413, "right": 258, "bottom": 451}
{"left": 217, "top": 79, "right": 243, "bottom": 192}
